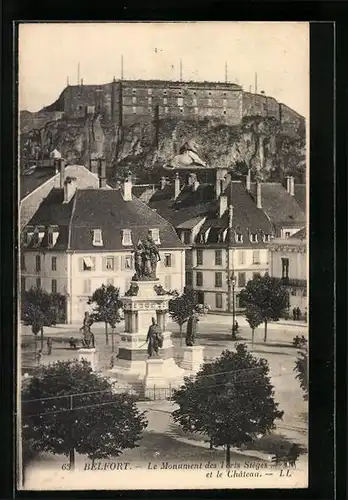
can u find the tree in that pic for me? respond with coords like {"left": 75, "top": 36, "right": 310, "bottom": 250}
{"left": 21, "top": 359, "right": 148, "bottom": 477}
{"left": 172, "top": 344, "right": 283, "bottom": 467}
{"left": 239, "top": 274, "right": 289, "bottom": 342}
{"left": 293, "top": 335, "right": 308, "bottom": 400}
{"left": 245, "top": 305, "right": 263, "bottom": 347}
{"left": 22, "top": 287, "right": 64, "bottom": 351}
{"left": 88, "top": 284, "right": 123, "bottom": 346}
{"left": 169, "top": 287, "right": 197, "bottom": 346}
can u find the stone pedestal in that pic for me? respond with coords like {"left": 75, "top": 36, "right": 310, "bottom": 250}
{"left": 181, "top": 345, "right": 205, "bottom": 373}
{"left": 109, "top": 280, "right": 185, "bottom": 388}
{"left": 78, "top": 348, "right": 97, "bottom": 371}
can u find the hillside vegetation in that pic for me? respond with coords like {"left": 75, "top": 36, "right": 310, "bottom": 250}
{"left": 20, "top": 114, "right": 305, "bottom": 184}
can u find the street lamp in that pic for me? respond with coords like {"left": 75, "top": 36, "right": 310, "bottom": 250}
{"left": 230, "top": 274, "right": 237, "bottom": 340}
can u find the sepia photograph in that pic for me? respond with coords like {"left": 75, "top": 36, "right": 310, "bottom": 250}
{"left": 18, "top": 21, "right": 309, "bottom": 490}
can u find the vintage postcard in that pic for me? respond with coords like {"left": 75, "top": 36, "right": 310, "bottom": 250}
{"left": 17, "top": 21, "right": 309, "bottom": 490}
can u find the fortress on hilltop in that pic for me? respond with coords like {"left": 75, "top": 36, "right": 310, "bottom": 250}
{"left": 25, "top": 78, "right": 304, "bottom": 135}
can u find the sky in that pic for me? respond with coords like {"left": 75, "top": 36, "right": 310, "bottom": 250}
{"left": 19, "top": 22, "right": 309, "bottom": 118}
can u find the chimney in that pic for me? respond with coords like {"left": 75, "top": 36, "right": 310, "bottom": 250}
{"left": 256, "top": 180, "right": 262, "bottom": 209}
{"left": 286, "top": 176, "right": 295, "bottom": 196}
{"left": 246, "top": 169, "right": 251, "bottom": 191}
{"left": 89, "top": 158, "right": 99, "bottom": 175}
{"left": 219, "top": 195, "right": 228, "bottom": 218}
{"left": 174, "top": 172, "right": 180, "bottom": 200}
{"left": 215, "top": 167, "right": 228, "bottom": 199}
{"left": 98, "top": 158, "right": 107, "bottom": 188}
{"left": 59, "top": 159, "right": 66, "bottom": 188}
{"left": 123, "top": 174, "right": 132, "bottom": 201}
{"left": 63, "top": 176, "right": 77, "bottom": 203}
{"left": 160, "top": 176, "right": 166, "bottom": 190}
{"left": 228, "top": 204, "right": 234, "bottom": 229}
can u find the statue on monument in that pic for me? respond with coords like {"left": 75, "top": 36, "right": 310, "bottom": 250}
{"left": 146, "top": 317, "right": 164, "bottom": 358}
{"left": 80, "top": 311, "right": 95, "bottom": 348}
{"left": 133, "top": 233, "right": 161, "bottom": 280}
{"left": 185, "top": 311, "right": 199, "bottom": 347}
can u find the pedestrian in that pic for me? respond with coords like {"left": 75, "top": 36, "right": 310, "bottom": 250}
{"left": 292, "top": 307, "right": 297, "bottom": 321}
{"left": 296, "top": 307, "right": 301, "bottom": 321}
{"left": 47, "top": 337, "right": 52, "bottom": 355}
{"left": 37, "top": 349, "right": 42, "bottom": 365}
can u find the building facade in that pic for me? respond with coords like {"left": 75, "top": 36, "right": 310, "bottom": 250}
{"left": 268, "top": 228, "right": 307, "bottom": 313}
{"left": 21, "top": 173, "right": 185, "bottom": 323}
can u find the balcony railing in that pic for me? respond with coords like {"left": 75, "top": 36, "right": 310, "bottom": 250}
{"left": 278, "top": 277, "right": 307, "bottom": 288}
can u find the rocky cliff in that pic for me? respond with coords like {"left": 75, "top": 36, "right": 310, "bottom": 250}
{"left": 20, "top": 114, "right": 306, "bottom": 184}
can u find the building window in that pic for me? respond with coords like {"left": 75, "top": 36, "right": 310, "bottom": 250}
{"left": 196, "top": 271, "right": 203, "bottom": 287}
{"left": 180, "top": 108, "right": 184, "bottom": 113}
{"left": 106, "top": 257, "right": 114, "bottom": 270}
{"left": 36, "top": 277, "right": 41, "bottom": 289}
{"left": 132, "top": 107, "right": 136, "bottom": 114}
{"left": 185, "top": 250, "right": 193, "bottom": 266}
{"left": 177, "top": 97, "right": 183, "bottom": 106}
{"left": 21, "top": 277, "right": 26, "bottom": 294}
{"left": 252, "top": 250, "right": 260, "bottom": 264}
{"left": 163, "top": 97, "right": 167, "bottom": 105}
{"left": 132, "top": 89, "right": 137, "bottom": 94}
{"left": 183, "top": 231, "right": 191, "bottom": 245}
{"left": 194, "top": 107, "right": 198, "bottom": 114}
{"left": 164, "top": 253, "right": 172, "bottom": 267}
{"left": 236, "top": 234, "right": 243, "bottom": 243}
{"left": 51, "top": 256, "right": 57, "bottom": 271}
{"left": 215, "top": 272, "right": 223, "bottom": 288}
{"left": 253, "top": 272, "right": 261, "bottom": 280}
{"left": 215, "top": 292, "right": 223, "bottom": 309}
{"left": 223, "top": 110, "right": 227, "bottom": 115}
{"left": 48, "top": 231, "right": 53, "bottom": 246}
{"left": 193, "top": 91, "right": 196, "bottom": 95}
{"left": 92, "top": 229, "right": 103, "bottom": 247}
{"left": 238, "top": 272, "right": 246, "bottom": 288}
{"left": 208, "top": 98, "right": 212, "bottom": 106}
{"left": 285, "top": 232, "right": 291, "bottom": 239}
{"left": 35, "top": 255, "right": 41, "bottom": 272}
{"left": 149, "top": 228, "right": 161, "bottom": 244}
{"left": 238, "top": 250, "right": 245, "bottom": 265}
{"left": 21, "top": 254, "right": 26, "bottom": 271}
{"left": 124, "top": 255, "right": 133, "bottom": 269}
{"left": 250, "top": 234, "right": 258, "bottom": 243}
{"left": 196, "top": 249, "right": 203, "bottom": 266}
{"left": 164, "top": 275, "right": 171, "bottom": 290}
{"left": 148, "top": 97, "right": 152, "bottom": 105}
{"left": 281, "top": 258, "right": 289, "bottom": 279}
{"left": 122, "top": 229, "right": 133, "bottom": 246}
{"left": 165, "top": 107, "right": 168, "bottom": 114}
{"left": 263, "top": 234, "right": 271, "bottom": 242}
{"left": 215, "top": 250, "right": 222, "bottom": 266}
{"left": 82, "top": 257, "right": 94, "bottom": 271}
{"left": 83, "top": 279, "right": 91, "bottom": 294}
{"left": 148, "top": 88, "right": 152, "bottom": 95}
{"left": 106, "top": 278, "right": 114, "bottom": 286}
{"left": 132, "top": 96, "right": 137, "bottom": 104}
{"left": 185, "top": 271, "right": 193, "bottom": 287}
{"left": 208, "top": 92, "right": 212, "bottom": 96}
{"left": 51, "top": 279, "right": 57, "bottom": 294}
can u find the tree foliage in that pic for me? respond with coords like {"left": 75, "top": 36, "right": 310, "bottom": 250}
{"left": 239, "top": 274, "right": 289, "bottom": 342}
{"left": 21, "top": 287, "right": 66, "bottom": 349}
{"left": 293, "top": 336, "right": 308, "bottom": 400}
{"left": 172, "top": 344, "right": 284, "bottom": 466}
{"left": 169, "top": 287, "right": 197, "bottom": 345}
{"left": 88, "top": 284, "right": 123, "bottom": 345}
{"left": 22, "top": 360, "right": 148, "bottom": 471}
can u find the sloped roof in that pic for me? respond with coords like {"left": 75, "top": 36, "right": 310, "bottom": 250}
{"left": 20, "top": 167, "right": 57, "bottom": 200}
{"left": 250, "top": 182, "right": 306, "bottom": 226}
{"left": 24, "top": 187, "right": 184, "bottom": 252}
{"left": 290, "top": 227, "right": 306, "bottom": 240}
{"left": 294, "top": 184, "right": 306, "bottom": 212}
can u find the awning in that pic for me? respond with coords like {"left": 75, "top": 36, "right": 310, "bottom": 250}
{"left": 83, "top": 257, "right": 93, "bottom": 268}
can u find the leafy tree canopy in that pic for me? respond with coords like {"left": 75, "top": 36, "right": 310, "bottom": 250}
{"left": 22, "top": 287, "right": 65, "bottom": 332}
{"left": 22, "top": 360, "right": 148, "bottom": 461}
{"left": 172, "top": 344, "right": 284, "bottom": 451}
{"left": 245, "top": 304, "right": 263, "bottom": 331}
{"left": 88, "top": 284, "right": 123, "bottom": 328}
{"left": 293, "top": 336, "right": 308, "bottom": 400}
{"left": 169, "top": 287, "right": 197, "bottom": 328}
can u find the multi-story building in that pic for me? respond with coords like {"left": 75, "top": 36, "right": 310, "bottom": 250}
{"left": 21, "top": 173, "right": 185, "bottom": 323}
{"left": 147, "top": 165, "right": 306, "bottom": 313}
{"left": 268, "top": 227, "right": 307, "bottom": 312}
{"left": 22, "top": 79, "right": 304, "bottom": 133}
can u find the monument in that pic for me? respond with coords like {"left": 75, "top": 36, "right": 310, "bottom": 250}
{"left": 181, "top": 311, "right": 205, "bottom": 373}
{"left": 77, "top": 312, "right": 97, "bottom": 371}
{"left": 109, "top": 233, "right": 185, "bottom": 398}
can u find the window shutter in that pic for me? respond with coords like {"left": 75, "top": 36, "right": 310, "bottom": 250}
{"left": 114, "top": 256, "right": 119, "bottom": 270}
{"left": 171, "top": 252, "right": 175, "bottom": 268}
{"left": 121, "top": 256, "right": 125, "bottom": 270}
{"left": 92, "top": 257, "right": 96, "bottom": 270}
{"left": 79, "top": 257, "right": 84, "bottom": 272}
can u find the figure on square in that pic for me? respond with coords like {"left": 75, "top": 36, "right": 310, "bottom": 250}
{"left": 186, "top": 311, "right": 199, "bottom": 347}
{"left": 80, "top": 311, "right": 95, "bottom": 348}
{"left": 146, "top": 317, "right": 163, "bottom": 357}
{"left": 133, "top": 235, "right": 161, "bottom": 280}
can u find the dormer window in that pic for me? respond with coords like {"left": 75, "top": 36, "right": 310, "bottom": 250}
{"left": 149, "top": 228, "right": 160, "bottom": 244}
{"left": 122, "top": 229, "right": 133, "bottom": 246}
{"left": 48, "top": 231, "right": 53, "bottom": 246}
{"left": 250, "top": 234, "right": 258, "bottom": 243}
{"left": 92, "top": 229, "right": 103, "bottom": 247}
{"left": 204, "top": 228, "right": 212, "bottom": 243}
{"left": 263, "top": 234, "right": 271, "bottom": 243}
{"left": 236, "top": 234, "right": 243, "bottom": 243}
